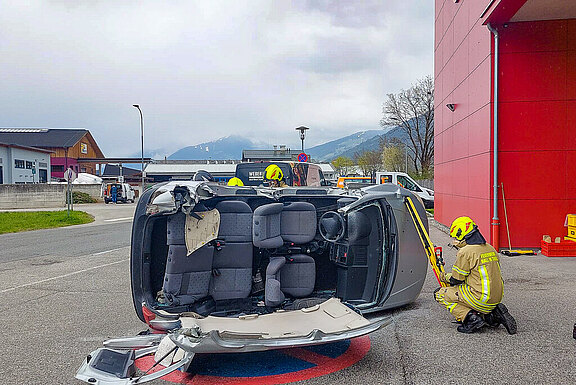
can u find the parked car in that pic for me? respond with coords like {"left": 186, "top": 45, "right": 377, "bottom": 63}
{"left": 76, "top": 181, "right": 429, "bottom": 384}
{"left": 376, "top": 172, "right": 434, "bottom": 209}
{"left": 103, "top": 183, "right": 135, "bottom": 204}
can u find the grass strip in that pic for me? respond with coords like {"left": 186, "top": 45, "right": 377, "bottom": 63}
{"left": 0, "top": 211, "right": 94, "bottom": 234}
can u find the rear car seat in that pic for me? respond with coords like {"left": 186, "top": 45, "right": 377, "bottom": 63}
{"left": 210, "top": 201, "right": 253, "bottom": 301}
{"left": 162, "top": 213, "right": 214, "bottom": 306}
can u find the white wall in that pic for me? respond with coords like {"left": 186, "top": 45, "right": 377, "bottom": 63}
{"left": 0, "top": 146, "right": 51, "bottom": 184}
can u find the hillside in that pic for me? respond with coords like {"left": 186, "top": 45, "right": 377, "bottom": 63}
{"left": 168, "top": 135, "right": 264, "bottom": 160}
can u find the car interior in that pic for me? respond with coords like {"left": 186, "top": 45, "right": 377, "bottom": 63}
{"left": 142, "top": 193, "right": 390, "bottom": 318}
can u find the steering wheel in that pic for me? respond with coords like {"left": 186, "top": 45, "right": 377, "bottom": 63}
{"left": 319, "top": 211, "right": 346, "bottom": 242}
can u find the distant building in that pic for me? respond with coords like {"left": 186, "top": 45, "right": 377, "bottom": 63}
{"left": 0, "top": 128, "right": 104, "bottom": 180}
{"left": 0, "top": 142, "right": 52, "bottom": 184}
{"left": 144, "top": 160, "right": 241, "bottom": 183}
{"left": 242, "top": 146, "right": 303, "bottom": 162}
{"left": 101, "top": 164, "right": 141, "bottom": 184}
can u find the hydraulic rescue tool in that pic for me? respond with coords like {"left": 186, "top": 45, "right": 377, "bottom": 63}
{"left": 405, "top": 196, "right": 447, "bottom": 287}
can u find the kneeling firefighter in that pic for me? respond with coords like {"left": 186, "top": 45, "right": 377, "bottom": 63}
{"left": 434, "top": 216, "right": 517, "bottom": 334}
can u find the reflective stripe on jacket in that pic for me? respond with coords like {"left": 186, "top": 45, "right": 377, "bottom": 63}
{"left": 451, "top": 244, "right": 503, "bottom": 313}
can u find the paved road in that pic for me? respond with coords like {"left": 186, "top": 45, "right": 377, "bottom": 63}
{"left": 0, "top": 221, "right": 132, "bottom": 263}
{"left": 1, "top": 210, "right": 575, "bottom": 384}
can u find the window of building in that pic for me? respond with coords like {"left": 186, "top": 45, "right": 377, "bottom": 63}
{"left": 81, "top": 167, "right": 86, "bottom": 173}
{"left": 15, "top": 159, "right": 25, "bottom": 169}
{"left": 26, "top": 161, "right": 34, "bottom": 169}
{"left": 51, "top": 165, "right": 64, "bottom": 173}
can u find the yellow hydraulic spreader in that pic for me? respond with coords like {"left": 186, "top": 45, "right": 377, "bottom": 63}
{"left": 405, "top": 196, "right": 447, "bottom": 287}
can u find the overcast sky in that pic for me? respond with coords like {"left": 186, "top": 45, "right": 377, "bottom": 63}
{"left": 1, "top": 1, "right": 433, "bottom": 157}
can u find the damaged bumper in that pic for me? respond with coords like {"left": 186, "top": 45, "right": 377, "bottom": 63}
{"left": 76, "top": 299, "right": 391, "bottom": 384}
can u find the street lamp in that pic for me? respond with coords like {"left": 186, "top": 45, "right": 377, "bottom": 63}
{"left": 295, "top": 126, "right": 310, "bottom": 152}
{"left": 132, "top": 104, "right": 144, "bottom": 195}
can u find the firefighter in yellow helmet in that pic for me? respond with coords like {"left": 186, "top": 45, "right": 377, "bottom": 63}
{"left": 434, "top": 216, "right": 517, "bottom": 334}
{"left": 227, "top": 177, "right": 244, "bottom": 187}
{"left": 263, "top": 164, "right": 287, "bottom": 187}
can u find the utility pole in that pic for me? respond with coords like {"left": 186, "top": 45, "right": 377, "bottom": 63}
{"left": 133, "top": 104, "right": 144, "bottom": 196}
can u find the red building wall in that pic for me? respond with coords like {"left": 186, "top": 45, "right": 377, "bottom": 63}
{"left": 435, "top": 0, "right": 576, "bottom": 247}
{"left": 497, "top": 19, "right": 576, "bottom": 246}
{"left": 434, "top": 0, "right": 494, "bottom": 237}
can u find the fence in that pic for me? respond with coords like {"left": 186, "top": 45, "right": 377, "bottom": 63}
{"left": 415, "top": 179, "right": 434, "bottom": 190}
{"left": 0, "top": 184, "right": 103, "bottom": 209}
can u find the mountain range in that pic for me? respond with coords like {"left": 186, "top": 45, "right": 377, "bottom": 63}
{"left": 167, "top": 127, "right": 410, "bottom": 162}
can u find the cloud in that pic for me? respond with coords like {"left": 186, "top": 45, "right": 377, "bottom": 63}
{"left": 0, "top": 0, "right": 433, "bottom": 157}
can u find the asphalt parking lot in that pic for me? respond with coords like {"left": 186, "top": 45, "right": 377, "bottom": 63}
{"left": 0, "top": 204, "right": 575, "bottom": 384}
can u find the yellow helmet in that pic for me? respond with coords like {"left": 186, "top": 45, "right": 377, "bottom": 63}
{"left": 449, "top": 216, "right": 476, "bottom": 240}
{"left": 227, "top": 177, "right": 244, "bottom": 186}
{"left": 264, "top": 164, "right": 283, "bottom": 181}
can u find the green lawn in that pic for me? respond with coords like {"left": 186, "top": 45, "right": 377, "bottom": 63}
{"left": 0, "top": 211, "right": 94, "bottom": 234}
{"left": 426, "top": 209, "right": 434, "bottom": 215}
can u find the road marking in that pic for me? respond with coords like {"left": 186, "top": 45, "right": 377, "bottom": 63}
{"left": 93, "top": 247, "right": 127, "bottom": 256}
{"left": 104, "top": 217, "right": 133, "bottom": 222}
{"left": 0, "top": 259, "right": 129, "bottom": 294}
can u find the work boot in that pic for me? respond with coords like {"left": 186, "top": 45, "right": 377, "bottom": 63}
{"left": 457, "top": 310, "right": 486, "bottom": 334}
{"left": 484, "top": 312, "right": 500, "bottom": 327}
{"left": 491, "top": 303, "right": 517, "bottom": 335}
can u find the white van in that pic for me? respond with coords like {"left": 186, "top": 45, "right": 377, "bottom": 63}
{"left": 103, "top": 183, "right": 135, "bottom": 204}
{"left": 375, "top": 172, "right": 434, "bottom": 208}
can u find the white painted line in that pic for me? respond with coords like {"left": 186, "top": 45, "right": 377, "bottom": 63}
{"left": 0, "top": 259, "right": 129, "bottom": 294}
{"left": 104, "top": 217, "right": 133, "bottom": 222}
{"left": 93, "top": 247, "right": 127, "bottom": 256}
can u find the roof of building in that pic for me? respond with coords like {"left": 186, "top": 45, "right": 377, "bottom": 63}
{"left": 0, "top": 141, "right": 53, "bottom": 154}
{"left": 145, "top": 163, "right": 237, "bottom": 176}
{"left": 0, "top": 128, "right": 90, "bottom": 149}
{"left": 102, "top": 164, "right": 141, "bottom": 177}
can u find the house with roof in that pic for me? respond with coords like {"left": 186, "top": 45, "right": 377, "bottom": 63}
{"left": 0, "top": 128, "right": 104, "bottom": 180}
{"left": 0, "top": 142, "right": 52, "bottom": 184}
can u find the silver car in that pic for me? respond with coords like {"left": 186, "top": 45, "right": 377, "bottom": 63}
{"left": 76, "top": 182, "right": 428, "bottom": 384}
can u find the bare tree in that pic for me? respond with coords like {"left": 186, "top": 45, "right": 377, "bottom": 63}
{"left": 380, "top": 76, "right": 434, "bottom": 176}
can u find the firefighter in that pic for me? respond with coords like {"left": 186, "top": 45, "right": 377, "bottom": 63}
{"left": 263, "top": 164, "right": 287, "bottom": 187}
{"left": 434, "top": 216, "right": 517, "bottom": 334}
{"left": 227, "top": 177, "right": 244, "bottom": 186}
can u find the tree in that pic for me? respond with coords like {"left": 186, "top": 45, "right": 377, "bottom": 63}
{"left": 355, "top": 149, "right": 383, "bottom": 181}
{"left": 331, "top": 156, "right": 354, "bottom": 176}
{"left": 382, "top": 145, "right": 404, "bottom": 172}
{"left": 380, "top": 76, "right": 434, "bottom": 176}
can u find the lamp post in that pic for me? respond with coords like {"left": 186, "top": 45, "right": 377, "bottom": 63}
{"left": 132, "top": 104, "right": 144, "bottom": 195}
{"left": 295, "top": 126, "right": 310, "bottom": 152}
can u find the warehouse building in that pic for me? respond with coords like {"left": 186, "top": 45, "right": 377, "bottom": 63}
{"left": 0, "top": 143, "right": 52, "bottom": 184}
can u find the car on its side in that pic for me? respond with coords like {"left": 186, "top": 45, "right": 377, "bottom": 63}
{"left": 76, "top": 181, "right": 429, "bottom": 384}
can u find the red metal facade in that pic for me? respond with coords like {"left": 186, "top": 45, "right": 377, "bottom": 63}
{"left": 435, "top": 0, "right": 576, "bottom": 247}
{"left": 434, "top": 0, "right": 494, "bottom": 241}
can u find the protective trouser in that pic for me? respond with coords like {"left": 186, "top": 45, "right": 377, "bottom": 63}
{"left": 435, "top": 286, "right": 474, "bottom": 322}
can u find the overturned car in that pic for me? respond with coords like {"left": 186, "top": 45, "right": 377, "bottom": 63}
{"left": 77, "top": 182, "right": 429, "bottom": 384}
